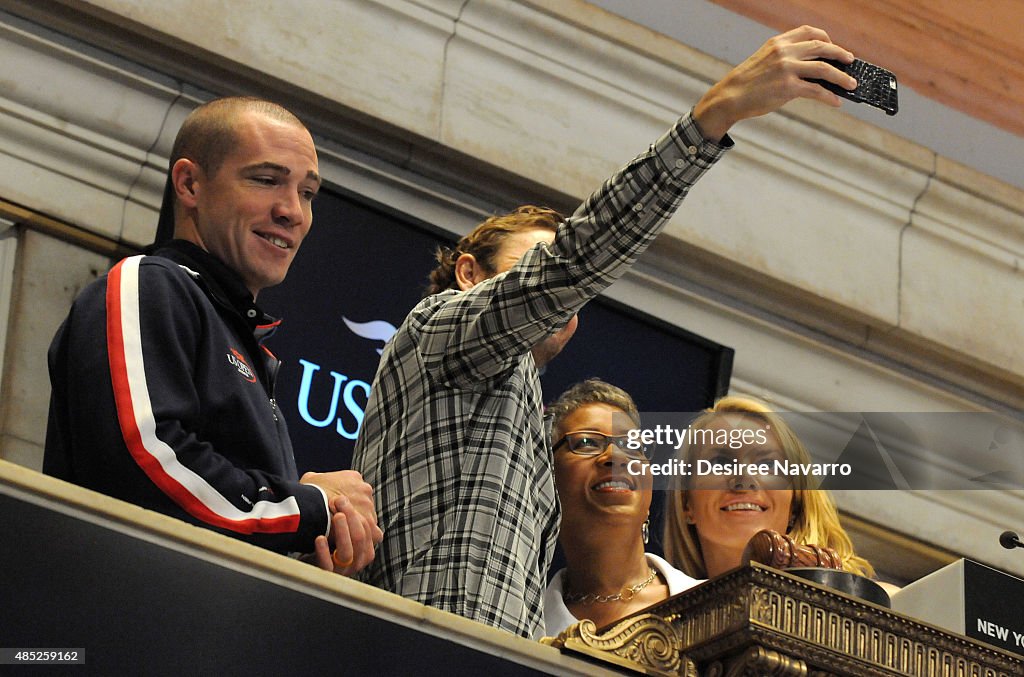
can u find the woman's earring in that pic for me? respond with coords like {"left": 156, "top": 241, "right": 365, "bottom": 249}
{"left": 642, "top": 519, "right": 650, "bottom": 545}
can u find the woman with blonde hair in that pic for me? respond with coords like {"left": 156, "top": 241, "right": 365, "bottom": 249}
{"left": 663, "top": 396, "right": 876, "bottom": 580}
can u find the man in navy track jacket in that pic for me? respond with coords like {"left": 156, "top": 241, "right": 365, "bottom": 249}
{"left": 44, "top": 97, "right": 380, "bottom": 573}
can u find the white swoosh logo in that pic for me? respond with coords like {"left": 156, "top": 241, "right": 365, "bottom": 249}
{"left": 343, "top": 317, "right": 397, "bottom": 355}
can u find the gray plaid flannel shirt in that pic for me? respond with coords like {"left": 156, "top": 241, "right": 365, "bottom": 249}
{"left": 352, "top": 111, "right": 730, "bottom": 638}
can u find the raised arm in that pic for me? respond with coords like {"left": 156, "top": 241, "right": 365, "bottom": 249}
{"left": 416, "top": 26, "right": 856, "bottom": 387}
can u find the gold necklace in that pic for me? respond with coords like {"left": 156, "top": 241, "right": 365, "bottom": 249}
{"left": 562, "top": 567, "right": 658, "bottom": 605}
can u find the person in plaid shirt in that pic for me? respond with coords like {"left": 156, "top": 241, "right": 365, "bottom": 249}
{"left": 353, "top": 26, "right": 859, "bottom": 637}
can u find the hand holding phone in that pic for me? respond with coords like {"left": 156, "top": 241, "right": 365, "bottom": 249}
{"left": 810, "top": 58, "right": 899, "bottom": 116}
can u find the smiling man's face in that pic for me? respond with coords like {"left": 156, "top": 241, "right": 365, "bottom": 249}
{"left": 176, "top": 109, "right": 320, "bottom": 298}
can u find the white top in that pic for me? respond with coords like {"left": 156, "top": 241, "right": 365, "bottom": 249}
{"left": 542, "top": 553, "right": 703, "bottom": 637}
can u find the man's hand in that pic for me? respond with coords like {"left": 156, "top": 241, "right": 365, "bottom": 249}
{"left": 301, "top": 470, "right": 382, "bottom": 575}
{"left": 693, "top": 25, "right": 857, "bottom": 142}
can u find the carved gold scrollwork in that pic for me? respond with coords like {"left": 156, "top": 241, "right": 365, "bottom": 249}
{"left": 707, "top": 645, "right": 809, "bottom": 677}
{"left": 752, "top": 585, "right": 773, "bottom": 624}
{"left": 542, "top": 614, "right": 695, "bottom": 676}
{"left": 548, "top": 565, "right": 1024, "bottom": 676}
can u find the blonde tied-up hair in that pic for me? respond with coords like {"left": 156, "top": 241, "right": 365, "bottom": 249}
{"left": 663, "top": 396, "right": 874, "bottom": 579}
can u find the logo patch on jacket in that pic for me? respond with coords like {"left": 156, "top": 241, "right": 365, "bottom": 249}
{"left": 227, "top": 348, "right": 257, "bottom": 383}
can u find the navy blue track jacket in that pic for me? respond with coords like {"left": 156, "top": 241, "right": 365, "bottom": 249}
{"left": 44, "top": 240, "right": 329, "bottom": 553}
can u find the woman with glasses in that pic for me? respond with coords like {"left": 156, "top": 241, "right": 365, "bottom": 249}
{"left": 541, "top": 378, "right": 700, "bottom": 637}
{"left": 663, "top": 396, "right": 878, "bottom": 581}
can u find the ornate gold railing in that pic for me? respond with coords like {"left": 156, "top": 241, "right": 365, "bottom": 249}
{"left": 546, "top": 563, "right": 1023, "bottom": 676}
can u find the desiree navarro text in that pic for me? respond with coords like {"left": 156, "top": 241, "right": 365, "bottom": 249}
{"left": 625, "top": 458, "right": 853, "bottom": 478}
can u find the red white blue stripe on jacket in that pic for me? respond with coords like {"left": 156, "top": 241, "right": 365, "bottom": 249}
{"left": 106, "top": 255, "right": 302, "bottom": 534}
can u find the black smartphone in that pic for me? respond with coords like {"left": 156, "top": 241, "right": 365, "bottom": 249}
{"left": 810, "top": 58, "right": 899, "bottom": 116}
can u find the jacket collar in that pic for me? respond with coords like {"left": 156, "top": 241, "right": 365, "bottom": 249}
{"left": 152, "top": 239, "right": 280, "bottom": 335}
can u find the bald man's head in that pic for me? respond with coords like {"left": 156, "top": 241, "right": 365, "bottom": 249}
{"left": 170, "top": 96, "right": 307, "bottom": 178}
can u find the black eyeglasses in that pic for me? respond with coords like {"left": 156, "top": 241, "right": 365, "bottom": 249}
{"left": 552, "top": 431, "right": 650, "bottom": 460}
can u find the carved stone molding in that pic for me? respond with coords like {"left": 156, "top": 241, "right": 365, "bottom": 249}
{"left": 0, "top": 17, "right": 183, "bottom": 245}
